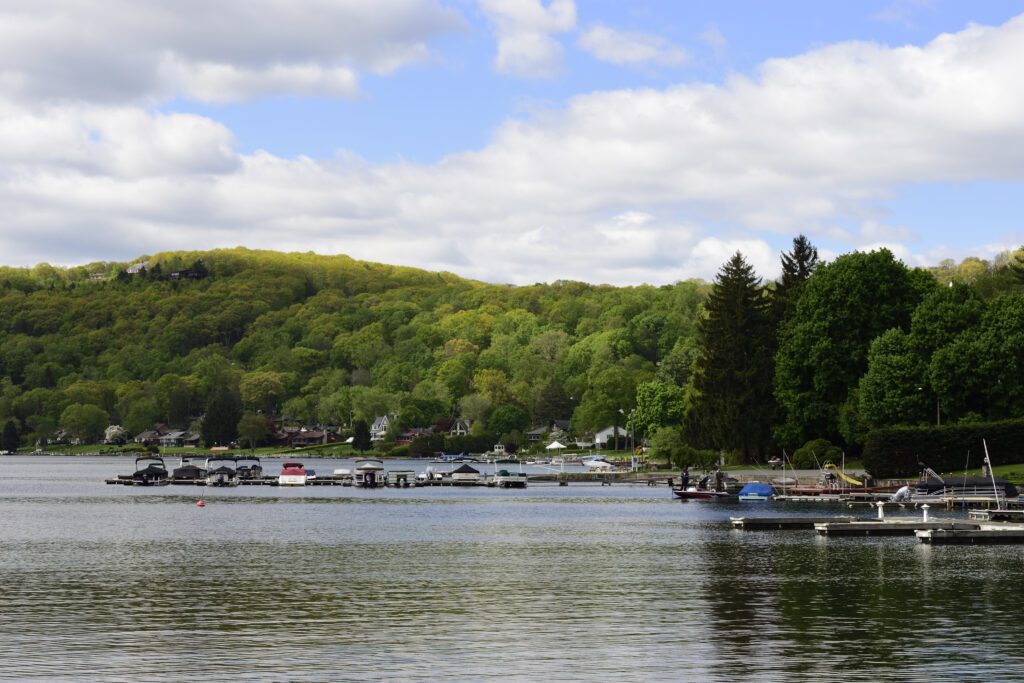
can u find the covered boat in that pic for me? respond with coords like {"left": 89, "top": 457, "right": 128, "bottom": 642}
{"left": 914, "top": 475, "right": 1017, "bottom": 500}
{"left": 354, "top": 459, "right": 386, "bottom": 488}
{"left": 170, "top": 456, "right": 207, "bottom": 482}
{"left": 738, "top": 482, "right": 774, "bottom": 501}
{"left": 131, "top": 456, "right": 170, "bottom": 486}
{"left": 278, "top": 462, "right": 308, "bottom": 487}
{"left": 205, "top": 457, "right": 238, "bottom": 487}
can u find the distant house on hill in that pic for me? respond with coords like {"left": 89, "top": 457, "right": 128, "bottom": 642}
{"left": 370, "top": 415, "right": 397, "bottom": 441}
{"left": 448, "top": 419, "right": 472, "bottom": 436}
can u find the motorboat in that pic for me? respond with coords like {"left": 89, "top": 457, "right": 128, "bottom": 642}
{"left": 581, "top": 455, "right": 613, "bottom": 471}
{"left": 738, "top": 482, "right": 774, "bottom": 501}
{"left": 354, "top": 459, "right": 386, "bottom": 488}
{"left": 170, "top": 455, "right": 207, "bottom": 482}
{"left": 235, "top": 455, "right": 263, "bottom": 481}
{"left": 278, "top": 462, "right": 308, "bottom": 487}
{"left": 493, "top": 469, "right": 527, "bottom": 488}
{"left": 131, "top": 456, "right": 170, "bottom": 486}
{"left": 205, "top": 457, "right": 238, "bottom": 487}
{"left": 672, "top": 471, "right": 739, "bottom": 500}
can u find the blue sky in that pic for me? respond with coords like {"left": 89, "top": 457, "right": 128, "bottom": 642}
{"left": 1, "top": 0, "right": 1023, "bottom": 285}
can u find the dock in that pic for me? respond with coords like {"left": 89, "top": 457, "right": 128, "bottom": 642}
{"left": 730, "top": 516, "right": 855, "bottom": 530}
{"left": 916, "top": 526, "right": 1024, "bottom": 544}
{"left": 814, "top": 518, "right": 978, "bottom": 536}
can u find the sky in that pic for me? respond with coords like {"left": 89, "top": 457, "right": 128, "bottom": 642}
{"left": 2, "top": 0, "right": 1024, "bottom": 286}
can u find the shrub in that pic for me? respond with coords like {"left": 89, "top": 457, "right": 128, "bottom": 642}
{"left": 863, "top": 418, "right": 1024, "bottom": 478}
{"left": 792, "top": 439, "right": 841, "bottom": 469}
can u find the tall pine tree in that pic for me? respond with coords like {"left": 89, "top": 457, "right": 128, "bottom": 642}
{"left": 772, "top": 234, "right": 819, "bottom": 322}
{"left": 684, "top": 252, "right": 774, "bottom": 462}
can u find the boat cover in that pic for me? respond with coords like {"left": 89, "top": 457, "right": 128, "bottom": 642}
{"left": 738, "top": 483, "right": 773, "bottom": 497}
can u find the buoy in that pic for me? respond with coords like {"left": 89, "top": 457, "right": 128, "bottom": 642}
{"left": 197, "top": 500, "right": 205, "bottom": 507}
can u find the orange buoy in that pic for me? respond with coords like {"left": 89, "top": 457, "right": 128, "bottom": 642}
{"left": 197, "top": 500, "right": 205, "bottom": 507}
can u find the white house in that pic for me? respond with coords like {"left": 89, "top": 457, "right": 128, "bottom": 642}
{"left": 370, "top": 415, "right": 397, "bottom": 441}
{"left": 593, "top": 425, "right": 628, "bottom": 447}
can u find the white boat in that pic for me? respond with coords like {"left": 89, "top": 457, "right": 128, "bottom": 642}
{"left": 493, "top": 469, "right": 527, "bottom": 488}
{"left": 278, "top": 462, "right": 308, "bottom": 486}
{"left": 581, "top": 455, "right": 613, "bottom": 471}
{"left": 354, "top": 459, "right": 386, "bottom": 488}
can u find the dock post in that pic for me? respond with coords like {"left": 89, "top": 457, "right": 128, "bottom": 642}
{"left": 921, "top": 504, "right": 930, "bottom": 522}
{"left": 876, "top": 501, "right": 885, "bottom": 519}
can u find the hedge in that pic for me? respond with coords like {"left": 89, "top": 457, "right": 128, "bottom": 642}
{"left": 862, "top": 418, "right": 1024, "bottom": 478}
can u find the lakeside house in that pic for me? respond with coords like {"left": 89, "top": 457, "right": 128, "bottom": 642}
{"left": 370, "top": 415, "right": 397, "bottom": 441}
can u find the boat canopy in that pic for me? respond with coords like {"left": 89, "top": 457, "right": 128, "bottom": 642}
{"left": 739, "top": 483, "right": 773, "bottom": 497}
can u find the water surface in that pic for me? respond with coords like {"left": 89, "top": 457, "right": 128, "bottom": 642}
{"left": 1, "top": 456, "right": 1021, "bottom": 681}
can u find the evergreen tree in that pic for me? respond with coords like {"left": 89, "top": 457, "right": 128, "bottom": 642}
{"left": 684, "top": 252, "right": 774, "bottom": 461}
{"left": 2, "top": 419, "right": 19, "bottom": 452}
{"left": 351, "top": 419, "right": 372, "bottom": 452}
{"left": 200, "top": 386, "right": 242, "bottom": 447}
{"left": 772, "top": 234, "right": 819, "bottom": 322}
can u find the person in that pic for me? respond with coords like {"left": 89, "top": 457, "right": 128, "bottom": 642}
{"left": 714, "top": 468, "right": 723, "bottom": 492}
{"left": 681, "top": 469, "right": 690, "bottom": 489}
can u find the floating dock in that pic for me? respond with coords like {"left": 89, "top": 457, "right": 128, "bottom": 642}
{"left": 731, "top": 516, "right": 855, "bottom": 530}
{"left": 916, "top": 526, "right": 1024, "bottom": 544}
{"left": 814, "top": 519, "right": 978, "bottom": 536}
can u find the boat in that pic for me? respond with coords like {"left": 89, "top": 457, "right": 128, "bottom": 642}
{"left": 673, "top": 487, "right": 734, "bottom": 500}
{"left": 672, "top": 471, "right": 740, "bottom": 500}
{"left": 912, "top": 475, "right": 1018, "bottom": 501}
{"left": 738, "top": 482, "right": 774, "bottom": 501}
{"left": 354, "top": 459, "right": 386, "bottom": 488}
{"left": 170, "top": 455, "right": 207, "bottom": 482}
{"left": 205, "top": 457, "right": 238, "bottom": 487}
{"left": 234, "top": 455, "right": 263, "bottom": 480}
{"left": 493, "top": 469, "right": 527, "bottom": 488}
{"left": 581, "top": 455, "right": 614, "bottom": 471}
{"left": 278, "top": 462, "right": 308, "bottom": 487}
{"left": 131, "top": 456, "right": 170, "bottom": 486}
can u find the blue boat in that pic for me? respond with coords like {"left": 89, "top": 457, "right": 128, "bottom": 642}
{"left": 738, "top": 483, "right": 774, "bottom": 501}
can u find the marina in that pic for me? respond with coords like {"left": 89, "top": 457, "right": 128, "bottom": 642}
{"left": 8, "top": 455, "right": 1024, "bottom": 681}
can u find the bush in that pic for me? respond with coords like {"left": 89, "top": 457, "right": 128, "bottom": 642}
{"left": 791, "top": 439, "right": 841, "bottom": 469}
{"left": 863, "top": 418, "right": 1024, "bottom": 478}
{"left": 389, "top": 445, "right": 409, "bottom": 459}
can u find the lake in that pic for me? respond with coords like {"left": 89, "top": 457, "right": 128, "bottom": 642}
{"left": 2, "top": 455, "right": 1023, "bottom": 681}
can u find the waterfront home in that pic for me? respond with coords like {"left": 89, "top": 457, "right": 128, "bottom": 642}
{"left": 370, "top": 415, "right": 397, "bottom": 441}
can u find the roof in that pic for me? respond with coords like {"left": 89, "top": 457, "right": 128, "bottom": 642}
{"left": 452, "top": 463, "right": 479, "bottom": 474}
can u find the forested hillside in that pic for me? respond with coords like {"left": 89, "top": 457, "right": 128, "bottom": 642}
{"left": 2, "top": 244, "right": 1024, "bottom": 465}
{"left": 0, "top": 248, "right": 708, "bottom": 449}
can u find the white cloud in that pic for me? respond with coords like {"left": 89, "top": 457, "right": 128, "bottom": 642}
{"left": 0, "top": 0, "right": 465, "bottom": 104}
{"left": 577, "top": 24, "right": 689, "bottom": 67}
{"left": 479, "top": 0, "right": 576, "bottom": 78}
{"left": 4, "top": 14, "right": 1024, "bottom": 285}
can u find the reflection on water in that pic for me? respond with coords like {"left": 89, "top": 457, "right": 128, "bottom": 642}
{"left": 2, "top": 457, "right": 1024, "bottom": 681}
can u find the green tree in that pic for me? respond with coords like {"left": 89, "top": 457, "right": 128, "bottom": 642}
{"left": 771, "top": 234, "right": 819, "bottom": 322}
{"left": 351, "top": 419, "right": 372, "bottom": 452}
{"left": 201, "top": 387, "right": 242, "bottom": 447}
{"left": 59, "top": 403, "right": 109, "bottom": 443}
{"left": 2, "top": 419, "right": 19, "bottom": 451}
{"left": 240, "top": 371, "right": 287, "bottom": 414}
{"left": 633, "top": 380, "right": 685, "bottom": 439}
{"left": 237, "top": 412, "right": 270, "bottom": 453}
{"left": 685, "top": 252, "right": 774, "bottom": 461}
{"left": 775, "top": 249, "right": 935, "bottom": 447}
{"left": 488, "top": 403, "right": 530, "bottom": 436}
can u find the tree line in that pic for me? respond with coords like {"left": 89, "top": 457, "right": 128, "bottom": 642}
{"left": 2, "top": 244, "right": 1023, "bottom": 469}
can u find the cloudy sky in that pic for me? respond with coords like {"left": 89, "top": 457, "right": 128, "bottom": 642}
{"left": 2, "top": 0, "right": 1023, "bottom": 285}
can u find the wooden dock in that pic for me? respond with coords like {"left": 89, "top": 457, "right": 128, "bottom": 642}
{"left": 730, "top": 516, "right": 855, "bottom": 530}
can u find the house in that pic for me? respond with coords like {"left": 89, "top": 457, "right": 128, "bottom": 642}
{"left": 370, "top": 415, "right": 398, "bottom": 441}
{"left": 291, "top": 429, "right": 332, "bottom": 447}
{"left": 526, "top": 426, "right": 547, "bottom": 443}
{"left": 134, "top": 423, "right": 174, "bottom": 444}
{"left": 593, "top": 425, "right": 628, "bottom": 448}
{"left": 158, "top": 431, "right": 200, "bottom": 447}
{"left": 448, "top": 419, "right": 472, "bottom": 436}
{"left": 126, "top": 261, "right": 150, "bottom": 274}
{"left": 395, "top": 427, "right": 432, "bottom": 446}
